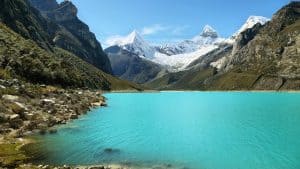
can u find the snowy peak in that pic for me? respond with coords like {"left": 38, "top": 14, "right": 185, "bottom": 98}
{"left": 233, "top": 16, "right": 270, "bottom": 38}
{"left": 110, "top": 30, "right": 156, "bottom": 58}
{"left": 111, "top": 30, "right": 145, "bottom": 46}
{"left": 192, "top": 25, "right": 220, "bottom": 42}
{"left": 200, "top": 25, "right": 218, "bottom": 38}
{"left": 125, "top": 30, "right": 145, "bottom": 44}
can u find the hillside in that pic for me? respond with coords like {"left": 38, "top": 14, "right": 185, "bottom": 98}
{"left": 0, "top": 23, "right": 141, "bottom": 90}
{"left": 0, "top": 0, "right": 112, "bottom": 74}
{"left": 204, "top": 1, "right": 300, "bottom": 90}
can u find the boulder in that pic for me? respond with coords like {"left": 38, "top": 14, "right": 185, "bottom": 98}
{"left": 70, "top": 114, "right": 78, "bottom": 119}
{"left": 91, "top": 102, "right": 101, "bottom": 107}
{"left": 11, "top": 102, "right": 27, "bottom": 115}
{"left": 89, "top": 166, "right": 105, "bottom": 169}
{"left": 24, "top": 112, "right": 34, "bottom": 120}
{"left": 9, "top": 114, "right": 23, "bottom": 129}
{"left": 2, "top": 95, "right": 19, "bottom": 101}
{"left": 0, "top": 113, "right": 9, "bottom": 123}
{"left": 9, "top": 114, "right": 20, "bottom": 120}
{"left": 41, "top": 99, "right": 55, "bottom": 105}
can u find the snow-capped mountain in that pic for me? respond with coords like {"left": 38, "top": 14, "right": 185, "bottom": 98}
{"left": 231, "top": 16, "right": 270, "bottom": 40}
{"left": 105, "top": 16, "right": 270, "bottom": 72}
{"left": 211, "top": 16, "right": 270, "bottom": 69}
{"left": 105, "top": 27, "right": 221, "bottom": 71}
{"left": 107, "top": 30, "right": 156, "bottom": 59}
{"left": 157, "top": 25, "right": 224, "bottom": 56}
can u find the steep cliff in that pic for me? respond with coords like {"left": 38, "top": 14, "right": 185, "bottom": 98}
{"left": 0, "top": 0, "right": 140, "bottom": 90}
{"left": 205, "top": 2, "right": 300, "bottom": 90}
{"left": 0, "top": 0, "right": 54, "bottom": 50}
{"left": 28, "top": 0, "right": 113, "bottom": 74}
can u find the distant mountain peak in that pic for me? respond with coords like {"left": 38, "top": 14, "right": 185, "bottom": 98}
{"left": 232, "top": 16, "right": 270, "bottom": 38}
{"left": 201, "top": 25, "right": 218, "bottom": 38}
{"left": 106, "top": 30, "right": 155, "bottom": 58}
{"left": 126, "top": 30, "right": 145, "bottom": 44}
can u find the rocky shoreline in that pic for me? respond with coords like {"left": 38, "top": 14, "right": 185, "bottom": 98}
{"left": 0, "top": 78, "right": 109, "bottom": 169}
{"left": 0, "top": 79, "right": 180, "bottom": 169}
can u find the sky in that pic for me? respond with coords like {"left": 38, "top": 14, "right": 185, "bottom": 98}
{"left": 57, "top": 0, "right": 291, "bottom": 47}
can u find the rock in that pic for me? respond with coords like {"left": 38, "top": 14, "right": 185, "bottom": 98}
{"left": 104, "top": 148, "right": 120, "bottom": 154}
{"left": 9, "top": 114, "right": 23, "bottom": 129}
{"left": 0, "top": 113, "right": 9, "bottom": 122}
{"left": 2, "top": 95, "right": 19, "bottom": 101}
{"left": 48, "top": 128, "right": 58, "bottom": 134}
{"left": 92, "top": 100, "right": 107, "bottom": 107}
{"left": 24, "top": 112, "right": 34, "bottom": 120}
{"left": 37, "top": 123, "right": 48, "bottom": 135}
{"left": 70, "top": 114, "right": 78, "bottom": 119}
{"left": 0, "top": 84, "right": 6, "bottom": 89}
{"left": 63, "top": 165, "right": 71, "bottom": 169}
{"left": 9, "top": 114, "right": 20, "bottom": 120}
{"left": 41, "top": 99, "right": 56, "bottom": 105}
{"left": 11, "top": 102, "right": 27, "bottom": 114}
{"left": 101, "top": 102, "right": 107, "bottom": 107}
{"left": 89, "top": 166, "right": 105, "bottom": 169}
{"left": 42, "top": 165, "right": 51, "bottom": 169}
{"left": 91, "top": 102, "right": 101, "bottom": 107}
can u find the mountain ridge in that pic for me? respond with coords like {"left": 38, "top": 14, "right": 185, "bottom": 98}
{"left": 105, "top": 15, "right": 270, "bottom": 84}
{"left": 28, "top": 0, "right": 113, "bottom": 74}
{"left": 0, "top": 0, "right": 142, "bottom": 91}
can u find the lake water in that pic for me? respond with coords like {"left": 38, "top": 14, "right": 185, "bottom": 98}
{"left": 32, "top": 92, "right": 300, "bottom": 169}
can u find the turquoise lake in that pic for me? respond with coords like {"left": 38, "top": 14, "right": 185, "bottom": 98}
{"left": 33, "top": 92, "right": 300, "bottom": 169}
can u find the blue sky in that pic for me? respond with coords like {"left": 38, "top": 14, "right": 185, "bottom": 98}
{"left": 57, "top": 0, "right": 290, "bottom": 47}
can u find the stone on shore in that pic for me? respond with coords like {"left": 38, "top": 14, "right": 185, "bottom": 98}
{"left": 70, "top": 114, "right": 78, "bottom": 119}
{"left": 11, "top": 102, "right": 27, "bottom": 114}
{"left": 2, "top": 94, "right": 19, "bottom": 101}
{"left": 8, "top": 114, "right": 23, "bottom": 129}
{"left": 41, "top": 99, "right": 56, "bottom": 105}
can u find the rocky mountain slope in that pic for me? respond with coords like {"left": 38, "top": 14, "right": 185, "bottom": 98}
{"left": 148, "top": 1, "right": 300, "bottom": 90}
{"left": 0, "top": 23, "right": 140, "bottom": 90}
{"left": 204, "top": 1, "right": 300, "bottom": 90}
{"left": 105, "top": 46, "right": 166, "bottom": 84}
{"left": 0, "top": 0, "right": 141, "bottom": 91}
{"left": 28, "top": 0, "right": 112, "bottom": 74}
{"left": 0, "top": 0, "right": 54, "bottom": 51}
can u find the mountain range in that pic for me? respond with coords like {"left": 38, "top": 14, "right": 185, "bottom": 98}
{"left": 105, "top": 15, "right": 271, "bottom": 84}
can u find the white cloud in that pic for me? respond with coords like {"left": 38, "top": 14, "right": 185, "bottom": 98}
{"left": 141, "top": 24, "right": 169, "bottom": 35}
{"left": 171, "top": 25, "right": 190, "bottom": 35}
{"left": 104, "top": 35, "right": 126, "bottom": 47}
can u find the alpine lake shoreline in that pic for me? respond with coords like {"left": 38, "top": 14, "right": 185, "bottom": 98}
{"left": 0, "top": 78, "right": 116, "bottom": 169}
{"left": 1, "top": 80, "right": 300, "bottom": 169}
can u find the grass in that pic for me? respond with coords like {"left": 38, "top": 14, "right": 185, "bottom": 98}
{"left": 0, "top": 143, "right": 27, "bottom": 167}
